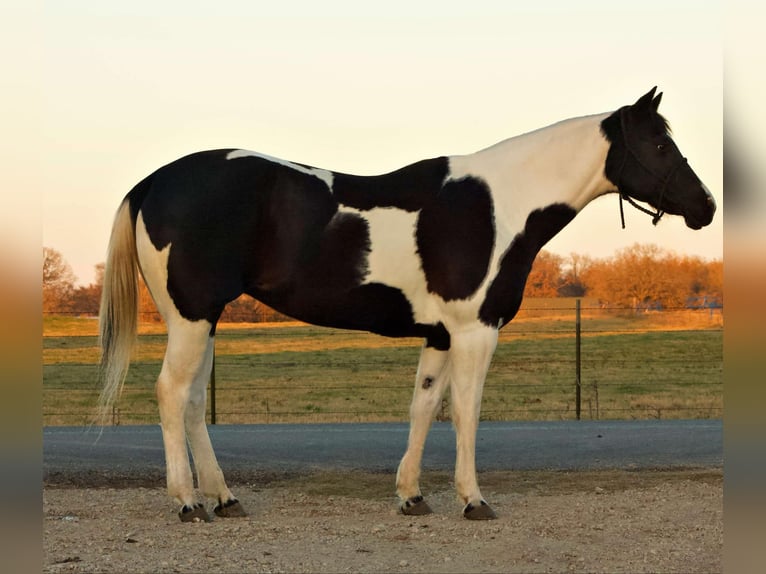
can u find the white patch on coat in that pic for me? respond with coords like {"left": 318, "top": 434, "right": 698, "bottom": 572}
{"left": 335, "top": 206, "right": 441, "bottom": 325}
{"left": 448, "top": 113, "right": 613, "bottom": 234}
{"left": 226, "top": 149, "right": 334, "bottom": 189}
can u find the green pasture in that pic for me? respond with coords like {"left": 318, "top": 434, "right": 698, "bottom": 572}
{"left": 43, "top": 311, "right": 722, "bottom": 426}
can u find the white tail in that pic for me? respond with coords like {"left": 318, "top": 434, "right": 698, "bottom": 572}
{"left": 98, "top": 200, "right": 139, "bottom": 421}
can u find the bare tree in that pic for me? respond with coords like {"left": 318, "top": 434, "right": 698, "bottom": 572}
{"left": 42, "top": 247, "right": 76, "bottom": 314}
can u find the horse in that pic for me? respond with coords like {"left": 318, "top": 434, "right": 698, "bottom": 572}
{"left": 98, "top": 87, "right": 715, "bottom": 522}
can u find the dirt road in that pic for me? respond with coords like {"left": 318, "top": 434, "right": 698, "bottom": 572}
{"left": 43, "top": 468, "right": 722, "bottom": 573}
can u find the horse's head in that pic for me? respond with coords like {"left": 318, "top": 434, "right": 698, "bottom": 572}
{"left": 601, "top": 87, "right": 716, "bottom": 230}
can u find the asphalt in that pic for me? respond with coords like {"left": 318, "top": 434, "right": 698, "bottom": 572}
{"left": 43, "top": 419, "right": 722, "bottom": 485}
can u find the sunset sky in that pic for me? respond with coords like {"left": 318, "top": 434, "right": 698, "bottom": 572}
{"left": 36, "top": 0, "right": 722, "bottom": 285}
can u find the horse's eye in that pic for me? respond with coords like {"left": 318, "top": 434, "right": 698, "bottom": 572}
{"left": 657, "top": 144, "right": 666, "bottom": 152}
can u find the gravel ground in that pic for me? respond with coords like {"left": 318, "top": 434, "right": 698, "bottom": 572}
{"left": 43, "top": 469, "right": 722, "bottom": 573}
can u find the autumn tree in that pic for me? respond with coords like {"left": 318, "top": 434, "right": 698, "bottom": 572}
{"left": 580, "top": 243, "right": 722, "bottom": 309}
{"left": 220, "top": 295, "right": 291, "bottom": 322}
{"left": 43, "top": 247, "right": 76, "bottom": 313}
{"left": 220, "top": 295, "right": 263, "bottom": 322}
{"left": 69, "top": 263, "right": 104, "bottom": 316}
{"left": 582, "top": 244, "right": 665, "bottom": 307}
{"left": 703, "top": 259, "right": 723, "bottom": 304}
{"left": 138, "top": 275, "right": 162, "bottom": 322}
{"left": 559, "top": 252, "right": 593, "bottom": 297}
{"left": 681, "top": 256, "right": 723, "bottom": 305}
{"left": 524, "top": 251, "right": 564, "bottom": 298}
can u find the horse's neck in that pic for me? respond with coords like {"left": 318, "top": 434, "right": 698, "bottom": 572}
{"left": 448, "top": 113, "right": 614, "bottom": 232}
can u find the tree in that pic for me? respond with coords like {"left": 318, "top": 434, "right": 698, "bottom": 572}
{"left": 524, "top": 251, "right": 564, "bottom": 298}
{"left": 579, "top": 244, "right": 720, "bottom": 309}
{"left": 43, "top": 247, "right": 76, "bottom": 313}
{"left": 69, "top": 263, "right": 104, "bottom": 316}
{"left": 582, "top": 244, "right": 673, "bottom": 308}
{"left": 220, "top": 294, "right": 292, "bottom": 322}
{"left": 559, "top": 252, "right": 593, "bottom": 297}
{"left": 138, "top": 275, "right": 162, "bottom": 322}
{"left": 679, "top": 256, "right": 723, "bottom": 306}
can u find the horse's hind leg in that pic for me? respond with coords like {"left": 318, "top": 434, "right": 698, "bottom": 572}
{"left": 137, "top": 214, "right": 241, "bottom": 521}
{"left": 396, "top": 344, "right": 449, "bottom": 515}
{"left": 155, "top": 319, "right": 215, "bottom": 521}
{"left": 157, "top": 319, "right": 245, "bottom": 522}
{"left": 183, "top": 335, "right": 246, "bottom": 518}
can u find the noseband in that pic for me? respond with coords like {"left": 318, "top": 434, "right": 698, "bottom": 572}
{"left": 616, "top": 109, "right": 688, "bottom": 229}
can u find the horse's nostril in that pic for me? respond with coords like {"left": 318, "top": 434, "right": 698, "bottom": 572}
{"left": 701, "top": 184, "right": 716, "bottom": 207}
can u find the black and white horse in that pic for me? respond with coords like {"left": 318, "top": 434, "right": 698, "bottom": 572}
{"left": 99, "top": 88, "right": 715, "bottom": 522}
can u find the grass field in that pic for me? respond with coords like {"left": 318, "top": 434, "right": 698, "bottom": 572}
{"left": 43, "top": 307, "right": 722, "bottom": 426}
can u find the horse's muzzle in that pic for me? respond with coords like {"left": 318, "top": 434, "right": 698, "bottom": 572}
{"left": 685, "top": 187, "right": 716, "bottom": 230}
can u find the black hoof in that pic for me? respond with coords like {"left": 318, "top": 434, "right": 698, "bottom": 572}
{"left": 463, "top": 500, "right": 497, "bottom": 520}
{"left": 214, "top": 498, "right": 247, "bottom": 518}
{"left": 179, "top": 503, "right": 211, "bottom": 523}
{"left": 400, "top": 495, "right": 433, "bottom": 516}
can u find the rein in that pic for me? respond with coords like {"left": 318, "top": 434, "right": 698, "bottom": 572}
{"left": 616, "top": 108, "right": 687, "bottom": 229}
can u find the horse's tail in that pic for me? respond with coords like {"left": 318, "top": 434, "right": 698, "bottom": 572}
{"left": 97, "top": 198, "right": 140, "bottom": 422}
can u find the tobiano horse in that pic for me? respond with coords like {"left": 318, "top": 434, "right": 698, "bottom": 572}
{"left": 98, "top": 88, "right": 715, "bottom": 522}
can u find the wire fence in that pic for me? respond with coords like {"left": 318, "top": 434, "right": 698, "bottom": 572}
{"left": 42, "top": 302, "right": 723, "bottom": 426}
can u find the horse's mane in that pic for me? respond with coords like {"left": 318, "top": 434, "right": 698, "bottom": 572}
{"left": 654, "top": 111, "right": 672, "bottom": 135}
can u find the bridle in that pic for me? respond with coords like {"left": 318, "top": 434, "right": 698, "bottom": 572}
{"left": 615, "top": 108, "right": 688, "bottom": 229}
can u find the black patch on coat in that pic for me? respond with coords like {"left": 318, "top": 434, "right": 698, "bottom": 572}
{"left": 332, "top": 157, "right": 449, "bottom": 211}
{"left": 257, "top": 281, "right": 451, "bottom": 348}
{"left": 599, "top": 107, "right": 627, "bottom": 189}
{"left": 416, "top": 176, "right": 495, "bottom": 301}
{"left": 134, "top": 150, "right": 342, "bottom": 327}
{"left": 296, "top": 211, "right": 371, "bottom": 291}
{"left": 479, "top": 203, "right": 576, "bottom": 328}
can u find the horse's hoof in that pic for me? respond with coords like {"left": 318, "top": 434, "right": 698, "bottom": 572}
{"left": 463, "top": 500, "right": 497, "bottom": 520}
{"left": 179, "top": 503, "right": 211, "bottom": 523}
{"left": 400, "top": 495, "right": 433, "bottom": 516}
{"left": 214, "top": 498, "right": 247, "bottom": 518}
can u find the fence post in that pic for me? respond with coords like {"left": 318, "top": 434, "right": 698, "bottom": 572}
{"left": 575, "top": 298, "right": 581, "bottom": 421}
{"left": 210, "top": 348, "right": 216, "bottom": 425}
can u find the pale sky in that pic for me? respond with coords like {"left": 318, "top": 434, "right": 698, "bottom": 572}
{"left": 36, "top": 0, "right": 722, "bottom": 286}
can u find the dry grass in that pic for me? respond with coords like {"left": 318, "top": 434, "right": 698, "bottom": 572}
{"left": 43, "top": 308, "right": 722, "bottom": 426}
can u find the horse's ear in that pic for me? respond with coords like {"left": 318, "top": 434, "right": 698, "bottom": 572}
{"left": 633, "top": 87, "right": 658, "bottom": 110}
{"left": 651, "top": 91, "right": 663, "bottom": 111}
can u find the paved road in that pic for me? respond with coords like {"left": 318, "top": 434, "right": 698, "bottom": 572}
{"left": 43, "top": 420, "right": 722, "bottom": 484}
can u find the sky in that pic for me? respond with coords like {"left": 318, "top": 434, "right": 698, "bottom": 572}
{"left": 34, "top": 0, "right": 722, "bottom": 286}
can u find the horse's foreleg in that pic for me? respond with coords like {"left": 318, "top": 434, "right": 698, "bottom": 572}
{"left": 183, "top": 336, "right": 246, "bottom": 519}
{"left": 396, "top": 345, "right": 449, "bottom": 515}
{"left": 156, "top": 319, "right": 215, "bottom": 522}
{"left": 449, "top": 326, "right": 498, "bottom": 520}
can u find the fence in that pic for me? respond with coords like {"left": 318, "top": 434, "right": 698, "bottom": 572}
{"left": 42, "top": 301, "right": 723, "bottom": 426}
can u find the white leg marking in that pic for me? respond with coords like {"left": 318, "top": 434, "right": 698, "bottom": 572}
{"left": 155, "top": 321, "right": 212, "bottom": 507}
{"left": 448, "top": 326, "right": 498, "bottom": 506}
{"left": 183, "top": 336, "right": 236, "bottom": 504}
{"left": 396, "top": 344, "right": 450, "bottom": 501}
